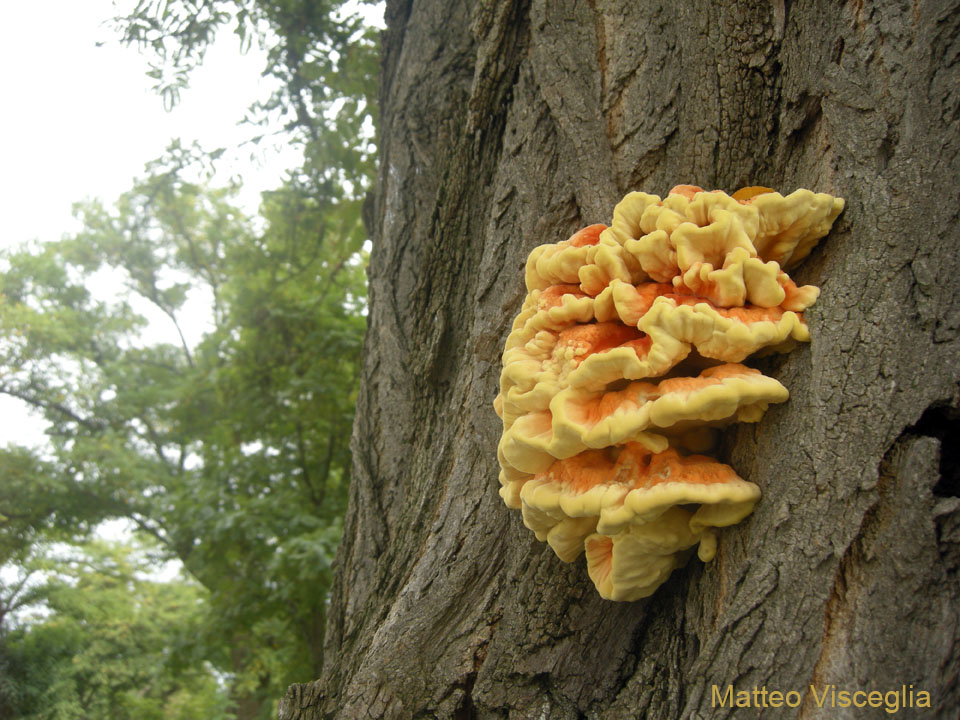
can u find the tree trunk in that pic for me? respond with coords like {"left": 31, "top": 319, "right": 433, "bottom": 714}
{"left": 280, "top": 0, "right": 960, "bottom": 717}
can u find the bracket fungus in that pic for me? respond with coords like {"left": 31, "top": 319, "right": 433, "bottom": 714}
{"left": 494, "top": 186, "right": 843, "bottom": 601}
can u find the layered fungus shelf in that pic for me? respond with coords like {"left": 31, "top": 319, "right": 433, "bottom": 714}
{"left": 494, "top": 185, "right": 844, "bottom": 601}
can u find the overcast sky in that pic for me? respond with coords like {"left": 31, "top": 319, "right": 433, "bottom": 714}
{"left": 0, "top": 1, "right": 306, "bottom": 447}
{"left": 1, "top": 1, "right": 301, "bottom": 243}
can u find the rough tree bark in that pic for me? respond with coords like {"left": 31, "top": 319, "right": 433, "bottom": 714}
{"left": 280, "top": 0, "right": 960, "bottom": 718}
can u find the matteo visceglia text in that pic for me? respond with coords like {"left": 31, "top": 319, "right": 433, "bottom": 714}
{"left": 711, "top": 684, "right": 931, "bottom": 714}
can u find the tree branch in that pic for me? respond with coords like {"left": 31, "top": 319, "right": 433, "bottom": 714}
{"left": 170, "top": 209, "right": 225, "bottom": 329}
{"left": 133, "top": 413, "right": 181, "bottom": 475}
{"left": 295, "top": 421, "right": 323, "bottom": 509}
{"left": 0, "top": 384, "right": 104, "bottom": 432}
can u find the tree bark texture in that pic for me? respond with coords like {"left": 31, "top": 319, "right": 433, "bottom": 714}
{"left": 280, "top": 0, "right": 960, "bottom": 718}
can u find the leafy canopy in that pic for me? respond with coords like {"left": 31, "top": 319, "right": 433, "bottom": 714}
{"left": 114, "top": 0, "right": 381, "bottom": 197}
{"left": 0, "top": 141, "right": 366, "bottom": 717}
{"left": 1, "top": 540, "right": 231, "bottom": 720}
{"left": 1, "top": 0, "right": 379, "bottom": 715}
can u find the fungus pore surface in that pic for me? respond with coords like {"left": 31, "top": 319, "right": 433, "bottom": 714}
{"left": 494, "top": 186, "right": 843, "bottom": 601}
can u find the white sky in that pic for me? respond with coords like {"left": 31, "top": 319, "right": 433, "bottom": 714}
{"left": 0, "top": 0, "right": 305, "bottom": 448}
{"left": 1, "top": 1, "right": 301, "bottom": 244}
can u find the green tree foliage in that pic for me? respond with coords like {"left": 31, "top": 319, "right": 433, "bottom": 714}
{"left": 0, "top": 540, "right": 230, "bottom": 720}
{"left": 0, "top": 141, "right": 367, "bottom": 717}
{"left": 1, "top": 1, "right": 378, "bottom": 715}
{"left": 115, "top": 0, "right": 380, "bottom": 196}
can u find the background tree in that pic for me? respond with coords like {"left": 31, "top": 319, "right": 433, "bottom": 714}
{"left": 2, "top": 1, "right": 379, "bottom": 717}
{"left": 115, "top": 0, "right": 380, "bottom": 197}
{"left": 279, "top": 1, "right": 960, "bottom": 718}
{"left": 0, "top": 541, "right": 229, "bottom": 720}
{"left": 0, "top": 142, "right": 366, "bottom": 718}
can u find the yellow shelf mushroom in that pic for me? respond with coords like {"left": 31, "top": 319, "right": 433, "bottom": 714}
{"left": 494, "top": 185, "right": 844, "bottom": 601}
